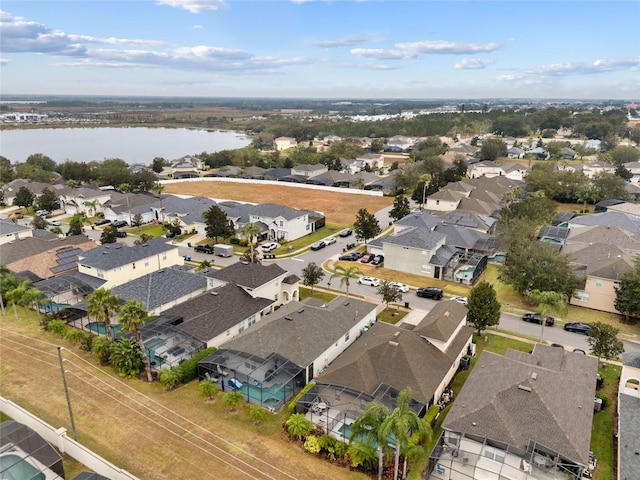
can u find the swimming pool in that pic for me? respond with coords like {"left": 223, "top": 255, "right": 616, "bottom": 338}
{"left": 86, "top": 321, "right": 122, "bottom": 336}
{"left": 0, "top": 444, "right": 58, "bottom": 480}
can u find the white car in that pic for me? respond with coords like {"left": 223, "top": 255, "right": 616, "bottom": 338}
{"left": 388, "top": 282, "right": 409, "bottom": 293}
{"left": 261, "top": 242, "right": 278, "bottom": 252}
{"left": 48, "top": 220, "right": 61, "bottom": 226}
{"left": 358, "top": 276, "right": 380, "bottom": 287}
{"left": 323, "top": 237, "right": 336, "bottom": 246}
{"left": 452, "top": 296, "right": 468, "bottom": 305}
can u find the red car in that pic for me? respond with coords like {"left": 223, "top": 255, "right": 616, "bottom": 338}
{"left": 360, "top": 253, "right": 375, "bottom": 263}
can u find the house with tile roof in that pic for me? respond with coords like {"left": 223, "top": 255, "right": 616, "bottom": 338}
{"left": 197, "top": 295, "right": 377, "bottom": 411}
{"left": 432, "top": 345, "right": 598, "bottom": 480}
{"left": 618, "top": 352, "right": 640, "bottom": 480}
{"left": 296, "top": 300, "right": 472, "bottom": 440}
{"left": 77, "top": 237, "right": 182, "bottom": 288}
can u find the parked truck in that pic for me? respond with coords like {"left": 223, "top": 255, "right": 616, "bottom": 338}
{"left": 214, "top": 244, "right": 234, "bottom": 257}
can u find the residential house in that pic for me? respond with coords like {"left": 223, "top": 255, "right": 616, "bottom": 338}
{"left": 424, "top": 190, "right": 465, "bottom": 211}
{"left": 623, "top": 161, "right": 640, "bottom": 183}
{"left": 60, "top": 186, "right": 111, "bottom": 217}
{"left": 582, "top": 161, "right": 615, "bottom": 179}
{"left": 432, "top": 345, "right": 598, "bottom": 480}
{"left": 386, "top": 135, "right": 415, "bottom": 152}
{"left": 170, "top": 155, "right": 203, "bottom": 178}
{"left": 501, "top": 163, "right": 529, "bottom": 181}
{"left": 263, "top": 167, "right": 292, "bottom": 181}
{"left": 618, "top": 353, "right": 640, "bottom": 480}
{"left": 274, "top": 136, "right": 298, "bottom": 151}
{"left": 507, "top": 147, "right": 525, "bottom": 159}
{"left": 197, "top": 295, "right": 377, "bottom": 411}
{"left": 562, "top": 211, "right": 640, "bottom": 234}
{"left": 297, "top": 301, "right": 473, "bottom": 441}
{"left": 560, "top": 147, "right": 577, "bottom": 160}
{"left": 0, "top": 219, "right": 33, "bottom": 245}
{"left": 77, "top": 237, "right": 182, "bottom": 288}
{"left": 154, "top": 194, "right": 216, "bottom": 232}
{"left": 605, "top": 201, "right": 640, "bottom": 219}
{"left": 527, "top": 146, "right": 550, "bottom": 160}
{"left": 102, "top": 191, "right": 158, "bottom": 225}
{"left": 468, "top": 161, "right": 504, "bottom": 179}
{"left": 1, "top": 180, "right": 62, "bottom": 208}
{"left": 584, "top": 139, "right": 602, "bottom": 151}
{"left": 290, "top": 164, "right": 328, "bottom": 178}
{"left": 356, "top": 153, "right": 385, "bottom": 171}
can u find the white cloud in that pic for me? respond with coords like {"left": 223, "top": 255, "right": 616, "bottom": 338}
{"left": 317, "top": 33, "right": 384, "bottom": 48}
{"left": 454, "top": 57, "right": 495, "bottom": 70}
{"left": 0, "top": 58, "right": 10, "bottom": 65}
{"left": 155, "top": 0, "right": 226, "bottom": 14}
{"left": 192, "top": 24, "right": 204, "bottom": 29}
{"left": 351, "top": 39, "right": 502, "bottom": 60}
{"left": 350, "top": 48, "right": 406, "bottom": 60}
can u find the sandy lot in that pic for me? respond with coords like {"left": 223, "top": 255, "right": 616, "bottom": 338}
{"left": 162, "top": 180, "right": 394, "bottom": 225}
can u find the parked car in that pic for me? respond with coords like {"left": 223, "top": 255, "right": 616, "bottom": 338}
{"left": 12, "top": 212, "right": 24, "bottom": 219}
{"left": 360, "top": 253, "right": 375, "bottom": 263}
{"left": 339, "top": 229, "right": 353, "bottom": 237}
{"left": 194, "top": 245, "right": 214, "bottom": 254}
{"left": 310, "top": 240, "right": 326, "bottom": 251}
{"left": 35, "top": 209, "right": 50, "bottom": 217}
{"left": 358, "top": 276, "right": 380, "bottom": 287}
{"left": 522, "top": 313, "right": 554, "bottom": 326}
{"left": 261, "top": 242, "right": 278, "bottom": 252}
{"left": 550, "top": 343, "right": 564, "bottom": 349}
{"left": 452, "top": 296, "right": 468, "bottom": 305}
{"left": 370, "top": 255, "right": 384, "bottom": 266}
{"left": 116, "top": 231, "right": 127, "bottom": 238}
{"left": 323, "top": 237, "right": 336, "bottom": 246}
{"left": 388, "top": 282, "right": 409, "bottom": 293}
{"left": 48, "top": 220, "right": 61, "bottom": 226}
{"left": 564, "top": 322, "right": 593, "bottom": 335}
{"left": 94, "top": 218, "right": 111, "bottom": 226}
{"left": 339, "top": 252, "right": 360, "bottom": 261}
{"left": 416, "top": 287, "right": 443, "bottom": 300}
{"left": 166, "top": 230, "right": 180, "bottom": 238}
{"left": 573, "top": 349, "right": 586, "bottom": 355}
{"left": 112, "top": 220, "right": 128, "bottom": 228}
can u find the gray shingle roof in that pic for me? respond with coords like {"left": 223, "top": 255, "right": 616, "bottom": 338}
{"left": 395, "top": 211, "right": 443, "bottom": 229}
{"left": 377, "top": 226, "right": 446, "bottom": 250}
{"left": 159, "top": 195, "right": 216, "bottom": 221}
{"left": 619, "top": 393, "right": 640, "bottom": 480}
{"left": 162, "top": 284, "right": 274, "bottom": 343}
{"left": 219, "top": 296, "right": 376, "bottom": 367}
{"left": 413, "top": 300, "right": 468, "bottom": 342}
{"left": 110, "top": 267, "right": 207, "bottom": 312}
{"left": 206, "top": 262, "right": 288, "bottom": 289}
{"left": 0, "top": 219, "right": 31, "bottom": 235}
{"left": 569, "top": 212, "right": 640, "bottom": 234}
{"left": 433, "top": 224, "right": 491, "bottom": 249}
{"left": 77, "top": 237, "right": 177, "bottom": 270}
{"left": 443, "top": 345, "right": 598, "bottom": 466}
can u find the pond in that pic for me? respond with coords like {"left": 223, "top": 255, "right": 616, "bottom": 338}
{"left": 0, "top": 127, "right": 251, "bottom": 164}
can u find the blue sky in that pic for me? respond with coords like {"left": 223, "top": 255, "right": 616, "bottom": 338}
{"left": 1, "top": 0, "right": 638, "bottom": 99}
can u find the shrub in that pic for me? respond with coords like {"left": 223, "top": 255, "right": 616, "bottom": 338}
{"left": 45, "top": 319, "right": 68, "bottom": 337}
{"left": 287, "top": 382, "right": 314, "bottom": 413}
{"left": 110, "top": 337, "right": 143, "bottom": 378}
{"left": 200, "top": 379, "right": 219, "bottom": 399}
{"left": 230, "top": 237, "right": 240, "bottom": 245}
{"left": 425, "top": 404, "right": 441, "bottom": 427}
{"left": 79, "top": 333, "right": 94, "bottom": 352}
{"left": 304, "top": 435, "right": 321, "bottom": 454}
{"left": 93, "top": 336, "right": 113, "bottom": 366}
{"left": 65, "top": 328, "right": 87, "bottom": 345}
{"left": 158, "top": 368, "right": 181, "bottom": 390}
{"left": 173, "top": 347, "right": 216, "bottom": 383}
{"left": 238, "top": 239, "right": 248, "bottom": 247}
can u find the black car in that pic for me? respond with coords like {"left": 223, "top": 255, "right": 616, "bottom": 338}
{"left": 416, "top": 287, "right": 443, "bottom": 300}
{"left": 310, "top": 240, "right": 326, "bottom": 251}
{"left": 564, "top": 322, "right": 593, "bottom": 334}
{"left": 339, "top": 229, "right": 353, "bottom": 237}
{"left": 94, "top": 218, "right": 111, "bottom": 226}
{"left": 116, "top": 231, "right": 127, "bottom": 238}
{"left": 370, "top": 255, "right": 384, "bottom": 266}
{"left": 112, "top": 220, "right": 128, "bottom": 229}
{"left": 522, "top": 313, "right": 554, "bottom": 326}
{"left": 339, "top": 252, "right": 360, "bottom": 261}
{"left": 194, "top": 245, "right": 214, "bottom": 254}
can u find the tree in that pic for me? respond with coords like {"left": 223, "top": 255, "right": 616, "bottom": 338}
{"left": 203, "top": 205, "right": 234, "bottom": 243}
{"left": 377, "top": 281, "right": 403, "bottom": 309}
{"left": 195, "top": 260, "right": 213, "bottom": 272}
{"left": 591, "top": 172, "right": 630, "bottom": 202}
{"left": 66, "top": 179, "right": 80, "bottom": 214}
{"left": 83, "top": 199, "right": 98, "bottom": 217}
{"left": 68, "top": 214, "right": 84, "bottom": 236}
{"left": 466, "top": 281, "right": 501, "bottom": 335}
{"left": 96, "top": 158, "right": 132, "bottom": 187}
{"left": 243, "top": 222, "right": 261, "bottom": 260}
{"left": 152, "top": 183, "right": 165, "bottom": 223}
{"left": 223, "top": 390, "right": 244, "bottom": 414}
{"left": 351, "top": 401, "right": 392, "bottom": 480}
{"left": 26, "top": 153, "right": 56, "bottom": 171}
{"left": 86, "top": 288, "right": 120, "bottom": 343}
{"left": 614, "top": 258, "right": 640, "bottom": 322}
{"left": 131, "top": 213, "right": 143, "bottom": 228}
{"left": 301, "top": 262, "right": 325, "bottom": 295}
{"left": 110, "top": 337, "right": 144, "bottom": 378}
{"left": 168, "top": 218, "right": 182, "bottom": 237}
{"left": 286, "top": 413, "right": 314, "bottom": 441}
{"left": 249, "top": 405, "right": 267, "bottom": 426}
{"left": 586, "top": 322, "right": 624, "bottom": 362}
{"left": 31, "top": 215, "right": 48, "bottom": 230}
{"left": 131, "top": 169, "right": 158, "bottom": 192}
{"left": 354, "top": 208, "right": 381, "bottom": 245}
{"left": 480, "top": 138, "right": 507, "bottom": 161}
{"left": 158, "top": 368, "right": 181, "bottom": 390}
{"left": 240, "top": 249, "right": 261, "bottom": 264}
{"left": 200, "top": 379, "right": 219, "bottom": 400}
{"left": 528, "top": 289, "right": 568, "bottom": 341}
{"left": 0, "top": 156, "right": 15, "bottom": 183}
{"left": 610, "top": 145, "right": 640, "bottom": 165}
{"left": 36, "top": 187, "right": 59, "bottom": 212}
{"left": 615, "top": 164, "right": 633, "bottom": 182}
{"left": 330, "top": 265, "right": 362, "bottom": 297}
{"left": 119, "top": 300, "right": 153, "bottom": 382}
{"left": 100, "top": 225, "right": 118, "bottom": 244}
{"left": 389, "top": 196, "right": 410, "bottom": 222}
{"left": 151, "top": 157, "right": 166, "bottom": 173}
{"left": 380, "top": 388, "right": 430, "bottom": 480}
{"left": 13, "top": 186, "right": 34, "bottom": 208}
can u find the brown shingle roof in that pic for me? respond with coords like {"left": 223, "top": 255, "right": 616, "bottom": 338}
{"left": 206, "top": 262, "right": 288, "bottom": 289}
{"left": 413, "top": 300, "right": 468, "bottom": 342}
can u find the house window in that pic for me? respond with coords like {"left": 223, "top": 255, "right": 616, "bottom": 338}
{"left": 226, "top": 330, "right": 230, "bottom": 336}
{"left": 595, "top": 280, "right": 602, "bottom": 287}
{"left": 306, "top": 224, "right": 310, "bottom": 230}
{"left": 484, "top": 446, "right": 505, "bottom": 463}
{"left": 274, "top": 293, "right": 278, "bottom": 301}
{"left": 574, "top": 291, "right": 590, "bottom": 301}
{"left": 238, "top": 325, "right": 245, "bottom": 333}
{"left": 344, "top": 331, "right": 350, "bottom": 342}
{"left": 114, "top": 267, "right": 121, "bottom": 273}
{"left": 162, "top": 253, "right": 167, "bottom": 260}
{"left": 144, "top": 259, "right": 149, "bottom": 267}
{"left": 97, "top": 269, "right": 104, "bottom": 279}
{"left": 248, "top": 314, "right": 256, "bottom": 326}
{"left": 279, "top": 221, "right": 283, "bottom": 227}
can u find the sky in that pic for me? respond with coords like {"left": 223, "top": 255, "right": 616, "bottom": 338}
{"left": 1, "top": 0, "right": 639, "bottom": 100}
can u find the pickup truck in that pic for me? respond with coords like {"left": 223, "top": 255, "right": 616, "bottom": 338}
{"left": 194, "top": 245, "right": 214, "bottom": 254}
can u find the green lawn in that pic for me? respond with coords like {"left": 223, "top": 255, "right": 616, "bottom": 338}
{"left": 591, "top": 363, "right": 621, "bottom": 480}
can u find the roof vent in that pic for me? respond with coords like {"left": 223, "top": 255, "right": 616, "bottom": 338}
{"left": 518, "top": 385, "right": 532, "bottom": 392}
{"left": 210, "top": 291, "right": 218, "bottom": 296}
{"left": 531, "top": 372, "right": 538, "bottom": 380}
{"left": 444, "top": 311, "right": 450, "bottom": 317}
{"left": 394, "top": 331, "right": 400, "bottom": 337}
{"left": 388, "top": 341, "right": 399, "bottom": 347}
{"left": 297, "top": 308, "right": 304, "bottom": 314}
{"left": 343, "top": 301, "right": 350, "bottom": 306}
{"left": 284, "top": 316, "right": 293, "bottom": 321}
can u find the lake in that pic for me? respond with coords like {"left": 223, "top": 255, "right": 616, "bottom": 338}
{"left": 0, "top": 127, "right": 252, "bottom": 165}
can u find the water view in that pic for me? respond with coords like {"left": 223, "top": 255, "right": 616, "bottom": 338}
{"left": 0, "top": 127, "right": 252, "bottom": 165}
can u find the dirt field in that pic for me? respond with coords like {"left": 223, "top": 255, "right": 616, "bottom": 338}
{"left": 162, "top": 181, "right": 394, "bottom": 226}
{"left": 0, "top": 315, "right": 368, "bottom": 480}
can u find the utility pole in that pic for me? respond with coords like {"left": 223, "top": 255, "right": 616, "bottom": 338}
{"left": 57, "top": 347, "right": 77, "bottom": 440}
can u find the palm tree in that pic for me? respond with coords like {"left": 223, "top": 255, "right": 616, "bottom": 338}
{"left": 118, "top": 300, "right": 153, "bottom": 382}
{"left": 86, "top": 288, "right": 120, "bottom": 343}
{"left": 330, "top": 265, "right": 362, "bottom": 297}
{"left": 118, "top": 183, "right": 133, "bottom": 225}
{"left": 380, "top": 388, "right": 430, "bottom": 480}
{"left": 285, "top": 413, "right": 314, "bottom": 440}
{"left": 223, "top": 390, "right": 244, "bottom": 414}
{"left": 243, "top": 222, "right": 261, "bottom": 260}
{"left": 21, "top": 286, "right": 45, "bottom": 326}
{"left": 351, "top": 401, "right": 392, "bottom": 480}
{"left": 529, "top": 289, "right": 568, "bottom": 343}
{"left": 6, "top": 282, "right": 29, "bottom": 321}
{"left": 195, "top": 260, "right": 212, "bottom": 272}
{"left": 66, "top": 179, "right": 79, "bottom": 214}
{"left": 83, "top": 199, "right": 98, "bottom": 218}
{"left": 152, "top": 183, "right": 165, "bottom": 223}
